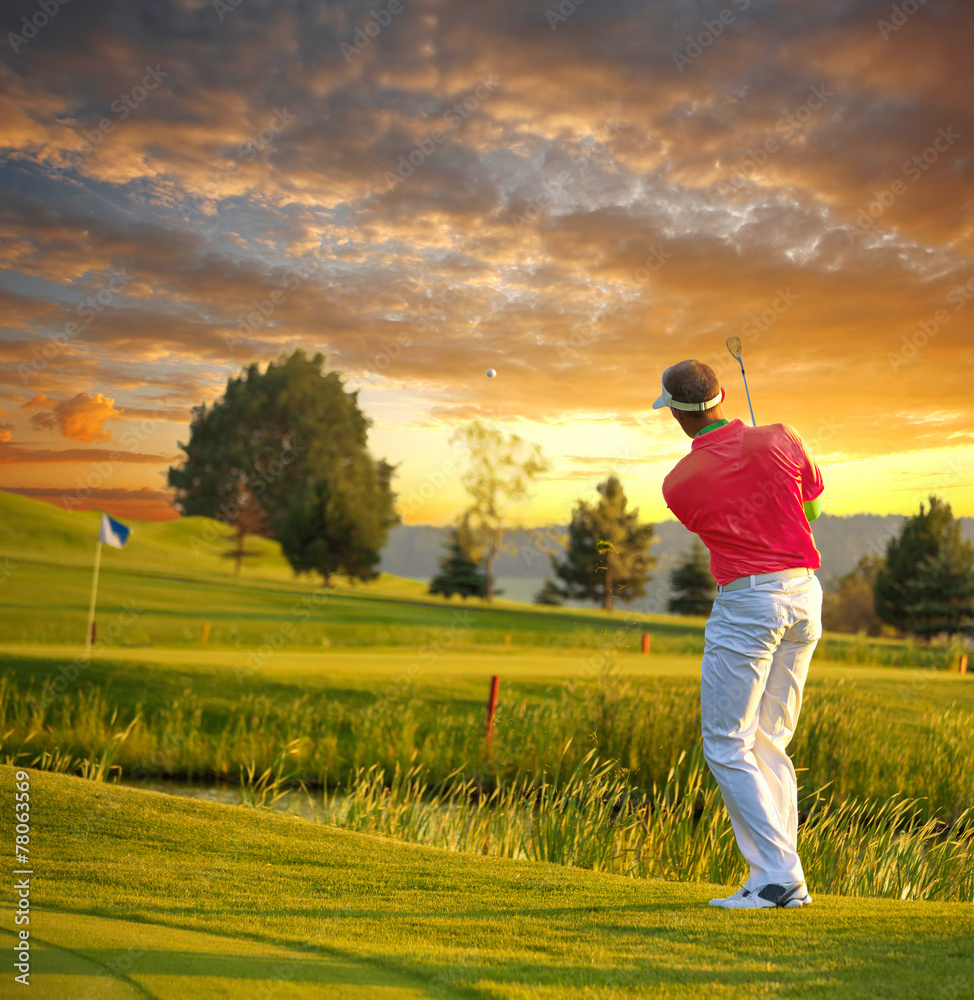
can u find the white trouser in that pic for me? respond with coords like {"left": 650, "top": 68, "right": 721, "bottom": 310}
{"left": 701, "top": 572, "right": 823, "bottom": 887}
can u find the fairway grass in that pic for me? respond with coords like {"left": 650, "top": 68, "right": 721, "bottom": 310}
{"left": 3, "top": 489, "right": 965, "bottom": 668}
{"left": 1, "top": 766, "right": 972, "bottom": 1000}
{"left": 4, "top": 642, "right": 971, "bottom": 688}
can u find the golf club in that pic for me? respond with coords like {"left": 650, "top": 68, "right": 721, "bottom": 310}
{"left": 725, "top": 336, "right": 756, "bottom": 427}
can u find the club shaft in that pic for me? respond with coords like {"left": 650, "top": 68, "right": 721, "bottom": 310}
{"left": 738, "top": 358, "right": 756, "bottom": 426}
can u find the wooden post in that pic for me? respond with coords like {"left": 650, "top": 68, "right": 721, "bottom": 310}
{"left": 960, "top": 654, "right": 968, "bottom": 675}
{"left": 641, "top": 633, "right": 650, "bottom": 654}
{"left": 202, "top": 622, "right": 211, "bottom": 644}
{"left": 89, "top": 621, "right": 97, "bottom": 647}
{"left": 485, "top": 675, "right": 500, "bottom": 756}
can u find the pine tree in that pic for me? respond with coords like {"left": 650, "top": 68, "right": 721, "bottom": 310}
{"left": 553, "top": 475, "right": 655, "bottom": 611}
{"left": 874, "top": 495, "right": 974, "bottom": 639}
{"left": 903, "top": 540, "right": 974, "bottom": 640}
{"left": 667, "top": 538, "right": 716, "bottom": 616}
{"left": 429, "top": 529, "right": 488, "bottom": 599}
{"left": 533, "top": 577, "right": 564, "bottom": 606}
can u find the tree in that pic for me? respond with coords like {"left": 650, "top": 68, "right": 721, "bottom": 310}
{"left": 822, "top": 553, "right": 888, "bottom": 636}
{"left": 169, "top": 349, "right": 399, "bottom": 584}
{"left": 874, "top": 495, "right": 974, "bottom": 640}
{"left": 667, "top": 538, "right": 716, "bottom": 616}
{"left": 553, "top": 475, "right": 656, "bottom": 611}
{"left": 221, "top": 478, "right": 272, "bottom": 576}
{"left": 533, "top": 577, "right": 564, "bottom": 606}
{"left": 428, "top": 528, "right": 488, "bottom": 599}
{"left": 904, "top": 541, "right": 974, "bottom": 640}
{"left": 450, "top": 420, "right": 549, "bottom": 601}
{"left": 166, "top": 372, "right": 273, "bottom": 574}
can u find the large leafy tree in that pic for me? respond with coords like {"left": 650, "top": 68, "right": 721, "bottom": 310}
{"left": 450, "top": 420, "right": 549, "bottom": 602}
{"left": 874, "top": 495, "right": 974, "bottom": 639}
{"left": 168, "top": 349, "right": 398, "bottom": 584}
{"left": 553, "top": 475, "right": 656, "bottom": 611}
{"left": 667, "top": 538, "right": 716, "bottom": 616}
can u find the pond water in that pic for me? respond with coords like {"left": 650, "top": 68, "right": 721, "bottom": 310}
{"left": 119, "top": 777, "right": 322, "bottom": 823}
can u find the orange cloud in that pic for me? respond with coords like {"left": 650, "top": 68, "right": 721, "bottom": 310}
{"left": 0, "top": 442, "right": 172, "bottom": 464}
{"left": 22, "top": 391, "right": 122, "bottom": 442}
{"left": 1, "top": 486, "right": 178, "bottom": 521}
{"left": 2, "top": 0, "right": 973, "bottom": 520}
{"left": 20, "top": 393, "right": 57, "bottom": 409}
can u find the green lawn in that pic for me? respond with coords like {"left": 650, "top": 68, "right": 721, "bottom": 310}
{"left": 1, "top": 643, "right": 970, "bottom": 718}
{"left": 2, "top": 765, "right": 972, "bottom": 1000}
{"left": 3, "top": 491, "right": 973, "bottom": 995}
{"left": 0, "top": 489, "right": 700, "bottom": 649}
{"left": 2, "top": 490, "right": 960, "bottom": 668}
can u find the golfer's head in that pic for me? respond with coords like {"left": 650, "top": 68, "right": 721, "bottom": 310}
{"left": 653, "top": 360, "right": 725, "bottom": 432}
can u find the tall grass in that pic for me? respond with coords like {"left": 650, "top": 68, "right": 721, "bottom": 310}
{"left": 314, "top": 744, "right": 974, "bottom": 903}
{"left": 1, "top": 669, "right": 971, "bottom": 820}
{"left": 238, "top": 738, "right": 304, "bottom": 809}
{"left": 3, "top": 668, "right": 972, "bottom": 902}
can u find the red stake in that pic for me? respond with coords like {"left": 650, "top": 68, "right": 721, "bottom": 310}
{"left": 485, "top": 674, "right": 500, "bottom": 756}
{"left": 641, "top": 633, "right": 650, "bottom": 654}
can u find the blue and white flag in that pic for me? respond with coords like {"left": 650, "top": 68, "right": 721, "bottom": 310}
{"left": 99, "top": 512, "right": 131, "bottom": 549}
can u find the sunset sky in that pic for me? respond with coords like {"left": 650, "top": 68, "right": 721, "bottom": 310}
{"left": 1, "top": 0, "right": 972, "bottom": 527}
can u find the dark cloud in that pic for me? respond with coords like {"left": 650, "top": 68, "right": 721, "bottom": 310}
{"left": 0, "top": 0, "right": 972, "bottom": 509}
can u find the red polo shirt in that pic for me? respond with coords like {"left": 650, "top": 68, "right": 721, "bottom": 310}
{"left": 662, "top": 419, "right": 824, "bottom": 586}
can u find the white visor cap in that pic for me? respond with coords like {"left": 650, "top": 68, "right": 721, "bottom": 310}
{"left": 652, "top": 365, "right": 723, "bottom": 412}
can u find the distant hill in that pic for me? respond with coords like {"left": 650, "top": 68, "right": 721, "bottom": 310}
{"left": 9, "top": 486, "right": 970, "bottom": 610}
{"left": 381, "top": 514, "right": 974, "bottom": 606}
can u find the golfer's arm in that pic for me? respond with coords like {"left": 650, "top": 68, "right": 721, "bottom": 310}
{"left": 803, "top": 496, "right": 822, "bottom": 522}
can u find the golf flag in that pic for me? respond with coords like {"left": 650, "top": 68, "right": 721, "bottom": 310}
{"left": 87, "top": 513, "right": 130, "bottom": 658}
{"left": 99, "top": 513, "right": 131, "bottom": 548}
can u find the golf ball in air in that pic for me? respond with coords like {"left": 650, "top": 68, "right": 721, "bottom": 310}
{"left": 486, "top": 369, "right": 497, "bottom": 378}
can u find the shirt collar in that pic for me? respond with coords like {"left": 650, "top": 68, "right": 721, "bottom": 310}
{"left": 693, "top": 418, "right": 730, "bottom": 438}
{"left": 691, "top": 418, "right": 743, "bottom": 449}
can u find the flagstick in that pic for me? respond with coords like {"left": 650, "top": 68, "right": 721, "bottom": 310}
{"left": 85, "top": 539, "right": 103, "bottom": 661}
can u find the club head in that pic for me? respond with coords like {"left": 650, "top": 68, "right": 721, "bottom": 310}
{"left": 726, "top": 335, "right": 743, "bottom": 359}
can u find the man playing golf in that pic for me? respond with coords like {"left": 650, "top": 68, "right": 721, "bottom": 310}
{"left": 654, "top": 359, "right": 824, "bottom": 909}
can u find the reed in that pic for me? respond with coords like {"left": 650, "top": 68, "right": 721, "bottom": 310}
{"left": 313, "top": 744, "right": 974, "bottom": 902}
{"left": 2, "top": 669, "right": 971, "bottom": 822}
{"left": 3, "top": 665, "right": 971, "bottom": 902}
